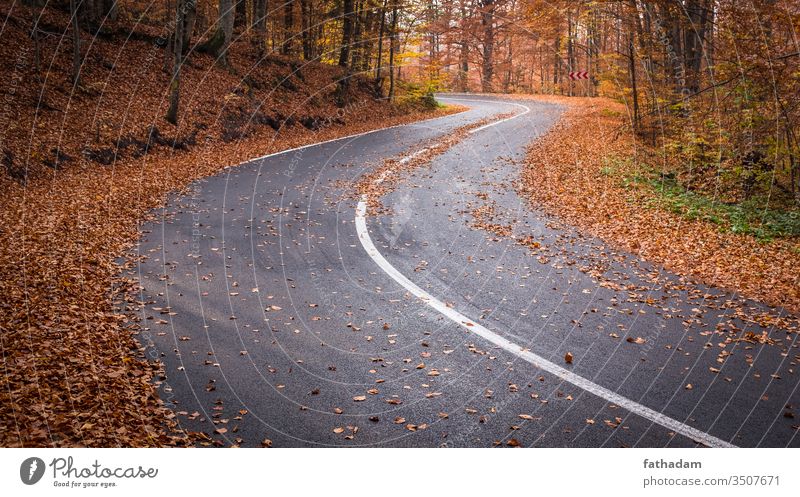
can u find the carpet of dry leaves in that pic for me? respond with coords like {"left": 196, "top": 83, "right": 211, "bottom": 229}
{"left": 0, "top": 3, "right": 458, "bottom": 447}
{"left": 518, "top": 96, "right": 800, "bottom": 319}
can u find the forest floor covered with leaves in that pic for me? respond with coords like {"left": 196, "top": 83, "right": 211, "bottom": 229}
{"left": 517, "top": 95, "right": 800, "bottom": 324}
{"left": 0, "top": 4, "right": 458, "bottom": 447}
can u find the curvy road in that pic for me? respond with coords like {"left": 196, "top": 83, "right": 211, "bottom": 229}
{"left": 126, "top": 94, "right": 800, "bottom": 447}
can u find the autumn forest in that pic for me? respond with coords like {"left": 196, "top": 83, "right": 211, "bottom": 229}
{"left": 1, "top": 0, "right": 799, "bottom": 450}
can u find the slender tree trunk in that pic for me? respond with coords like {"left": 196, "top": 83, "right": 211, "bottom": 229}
{"left": 339, "top": 0, "right": 355, "bottom": 67}
{"left": 567, "top": 9, "right": 574, "bottom": 96}
{"left": 628, "top": 34, "right": 639, "bottom": 130}
{"left": 350, "top": 0, "right": 364, "bottom": 69}
{"left": 182, "top": 0, "right": 197, "bottom": 55}
{"left": 70, "top": 0, "right": 81, "bottom": 86}
{"left": 479, "top": 0, "right": 494, "bottom": 92}
{"left": 234, "top": 0, "right": 247, "bottom": 31}
{"left": 253, "top": 0, "right": 267, "bottom": 56}
{"left": 503, "top": 35, "right": 513, "bottom": 92}
{"left": 553, "top": 36, "right": 560, "bottom": 94}
{"left": 32, "top": 14, "right": 41, "bottom": 82}
{"left": 388, "top": 0, "right": 398, "bottom": 100}
{"left": 360, "top": 1, "right": 375, "bottom": 73}
{"left": 199, "top": 0, "right": 235, "bottom": 65}
{"left": 282, "top": 0, "right": 294, "bottom": 55}
{"left": 374, "top": 0, "right": 387, "bottom": 92}
{"left": 300, "top": 0, "right": 312, "bottom": 59}
{"left": 166, "top": 0, "right": 186, "bottom": 125}
{"left": 457, "top": 0, "right": 470, "bottom": 92}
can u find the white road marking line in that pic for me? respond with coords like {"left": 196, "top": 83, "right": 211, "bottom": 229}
{"left": 374, "top": 148, "right": 431, "bottom": 185}
{"left": 438, "top": 97, "right": 531, "bottom": 133}
{"left": 251, "top": 114, "right": 460, "bottom": 162}
{"left": 355, "top": 197, "right": 736, "bottom": 448}
{"left": 399, "top": 147, "right": 430, "bottom": 164}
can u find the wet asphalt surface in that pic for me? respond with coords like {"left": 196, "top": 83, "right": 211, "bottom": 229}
{"left": 123, "top": 94, "right": 800, "bottom": 447}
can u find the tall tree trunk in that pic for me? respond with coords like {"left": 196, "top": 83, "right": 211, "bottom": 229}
{"left": 31, "top": 12, "right": 41, "bottom": 82}
{"left": 479, "top": 0, "right": 494, "bottom": 92}
{"left": 300, "top": 0, "right": 313, "bottom": 60}
{"left": 457, "top": 0, "right": 470, "bottom": 92}
{"left": 350, "top": 0, "right": 364, "bottom": 69}
{"left": 388, "top": 0, "right": 398, "bottom": 100}
{"left": 683, "top": 0, "right": 710, "bottom": 93}
{"left": 360, "top": 1, "right": 375, "bottom": 73}
{"left": 166, "top": 0, "right": 186, "bottom": 125}
{"left": 234, "top": 0, "right": 247, "bottom": 31}
{"left": 201, "top": 0, "right": 234, "bottom": 65}
{"left": 339, "top": 0, "right": 355, "bottom": 67}
{"left": 84, "top": 0, "right": 118, "bottom": 32}
{"left": 553, "top": 36, "right": 560, "bottom": 94}
{"left": 182, "top": 0, "right": 197, "bottom": 55}
{"left": 282, "top": 0, "right": 294, "bottom": 55}
{"left": 628, "top": 34, "right": 639, "bottom": 131}
{"left": 374, "top": 0, "right": 387, "bottom": 92}
{"left": 70, "top": 0, "right": 81, "bottom": 86}
{"left": 567, "top": 9, "right": 574, "bottom": 96}
{"left": 253, "top": 0, "right": 267, "bottom": 56}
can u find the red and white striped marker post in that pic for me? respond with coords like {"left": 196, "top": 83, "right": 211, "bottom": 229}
{"left": 568, "top": 71, "right": 589, "bottom": 80}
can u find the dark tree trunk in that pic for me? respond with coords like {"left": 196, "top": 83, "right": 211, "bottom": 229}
{"left": 479, "top": 0, "right": 494, "bottom": 92}
{"left": 182, "top": 0, "right": 197, "bottom": 55}
{"left": 457, "top": 0, "right": 469, "bottom": 92}
{"left": 70, "top": 0, "right": 81, "bottom": 86}
{"left": 553, "top": 36, "right": 560, "bottom": 93}
{"left": 374, "top": 0, "right": 387, "bottom": 92}
{"left": 350, "top": 0, "right": 364, "bottom": 69}
{"left": 339, "top": 0, "right": 355, "bottom": 67}
{"left": 200, "top": 0, "right": 234, "bottom": 65}
{"left": 83, "top": 0, "right": 117, "bottom": 32}
{"left": 567, "top": 9, "right": 574, "bottom": 96}
{"left": 628, "top": 34, "right": 639, "bottom": 130}
{"left": 683, "top": 0, "right": 710, "bottom": 93}
{"left": 300, "top": 0, "right": 313, "bottom": 60}
{"left": 282, "top": 0, "right": 294, "bottom": 55}
{"left": 166, "top": 0, "right": 185, "bottom": 125}
{"left": 253, "top": 0, "right": 267, "bottom": 55}
{"left": 388, "top": 0, "right": 398, "bottom": 100}
{"left": 234, "top": 0, "right": 247, "bottom": 31}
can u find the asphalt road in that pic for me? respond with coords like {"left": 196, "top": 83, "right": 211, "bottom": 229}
{"left": 125, "top": 94, "right": 800, "bottom": 447}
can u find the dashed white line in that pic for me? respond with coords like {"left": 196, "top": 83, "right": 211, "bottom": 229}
{"left": 438, "top": 97, "right": 531, "bottom": 133}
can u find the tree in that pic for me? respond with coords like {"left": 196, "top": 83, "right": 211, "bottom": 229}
{"left": 166, "top": 0, "right": 187, "bottom": 124}
{"left": 339, "top": 0, "right": 356, "bottom": 67}
{"left": 282, "top": 0, "right": 295, "bottom": 55}
{"left": 300, "top": 0, "right": 313, "bottom": 60}
{"left": 181, "top": 0, "right": 197, "bottom": 55}
{"left": 387, "top": 0, "right": 398, "bottom": 100}
{"left": 69, "top": 0, "right": 81, "bottom": 86}
{"left": 373, "top": 0, "right": 388, "bottom": 92}
{"left": 456, "top": 0, "right": 471, "bottom": 92}
{"left": 234, "top": 0, "right": 247, "bottom": 30}
{"left": 200, "top": 0, "right": 235, "bottom": 65}
{"left": 479, "top": 0, "right": 495, "bottom": 92}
